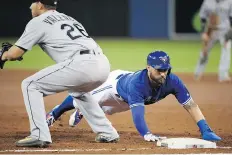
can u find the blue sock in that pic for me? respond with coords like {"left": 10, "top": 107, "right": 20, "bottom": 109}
{"left": 197, "top": 119, "right": 212, "bottom": 134}
{"left": 53, "top": 95, "right": 75, "bottom": 120}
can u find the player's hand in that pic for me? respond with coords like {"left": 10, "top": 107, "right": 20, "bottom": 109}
{"left": 0, "top": 42, "right": 13, "bottom": 69}
{"left": 201, "top": 32, "right": 210, "bottom": 43}
{"left": 143, "top": 133, "right": 167, "bottom": 142}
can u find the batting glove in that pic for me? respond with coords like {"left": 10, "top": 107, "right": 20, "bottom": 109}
{"left": 202, "top": 131, "right": 221, "bottom": 141}
{"left": 143, "top": 133, "right": 167, "bottom": 142}
{"left": 198, "top": 119, "right": 222, "bottom": 141}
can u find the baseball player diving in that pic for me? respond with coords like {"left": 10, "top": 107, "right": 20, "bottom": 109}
{"left": 0, "top": 0, "right": 119, "bottom": 147}
{"left": 46, "top": 51, "right": 221, "bottom": 142}
{"left": 195, "top": 0, "right": 232, "bottom": 82}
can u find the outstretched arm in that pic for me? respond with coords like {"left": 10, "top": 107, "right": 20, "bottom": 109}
{"left": 130, "top": 105, "right": 166, "bottom": 142}
{"left": 183, "top": 99, "right": 221, "bottom": 141}
{"left": 2, "top": 46, "right": 25, "bottom": 61}
{"left": 0, "top": 43, "right": 24, "bottom": 69}
{"left": 131, "top": 105, "right": 149, "bottom": 136}
{"left": 183, "top": 98, "right": 205, "bottom": 122}
{"left": 171, "top": 73, "right": 221, "bottom": 141}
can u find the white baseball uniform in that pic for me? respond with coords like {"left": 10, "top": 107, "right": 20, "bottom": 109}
{"left": 15, "top": 10, "right": 118, "bottom": 143}
{"left": 72, "top": 70, "right": 133, "bottom": 115}
{"left": 195, "top": 0, "right": 232, "bottom": 81}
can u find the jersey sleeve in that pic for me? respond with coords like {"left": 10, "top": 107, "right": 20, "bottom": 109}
{"left": 15, "top": 18, "right": 45, "bottom": 51}
{"left": 127, "top": 82, "right": 150, "bottom": 136}
{"left": 130, "top": 105, "right": 150, "bottom": 136}
{"left": 171, "top": 75, "right": 192, "bottom": 106}
{"left": 199, "top": 0, "right": 209, "bottom": 19}
{"left": 127, "top": 83, "right": 145, "bottom": 108}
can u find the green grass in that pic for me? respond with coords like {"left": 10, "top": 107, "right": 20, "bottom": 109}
{"left": 1, "top": 38, "right": 228, "bottom": 73}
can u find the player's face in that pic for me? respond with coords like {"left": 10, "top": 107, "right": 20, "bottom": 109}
{"left": 30, "top": 2, "right": 40, "bottom": 18}
{"left": 147, "top": 66, "right": 168, "bottom": 86}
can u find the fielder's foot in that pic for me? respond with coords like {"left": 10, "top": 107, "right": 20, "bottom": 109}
{"left": 46, "top": 105, "right": 60, "bottom": 127}
{"left": 69, "top": 109, "right": 83, "bottom": 127}
{"left": 218, "top": 76, "right": 231, "bottom": 83}
{"left": 16, "top": 136, "right": 50, "bottom": 148}
{"left": 194, "top": 73, "right": 203, "bottom": 81}
{"left": 95, "top": 134, "right": 120, "bottom": 143}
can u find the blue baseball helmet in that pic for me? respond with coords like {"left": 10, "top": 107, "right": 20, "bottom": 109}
{"left": 147, "top": 51, "right": 172, "bottom": 70}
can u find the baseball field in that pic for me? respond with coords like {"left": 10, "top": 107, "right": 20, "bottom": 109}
{"left": 0, "top": 39, "right": 232, "bottom": 154}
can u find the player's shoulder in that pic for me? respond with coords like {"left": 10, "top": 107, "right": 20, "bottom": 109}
{"left": 25, "top": 17, "right": 43, "bottom": 29}
{"left": 30, "top": 10, "right": 59, "bottom": 23}
{"left": 168, "top": 73, "right": 179, "bottom": 79}
{"left": 131, "top": 69, "right": 147, "bottom": 81}
{"left": 128, "top": 69, "right": 148, "bottom": 89}
{"left": 27, "top": 11, "right": 53, "bottom": 26}
{"left": 167, "top": 73, "right": 183, "bottom": 84}
{"left": 169, "top": 73, "right": 189, "bottom": 89}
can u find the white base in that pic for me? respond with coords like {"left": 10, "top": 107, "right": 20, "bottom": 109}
{"left": 156, "top": 137, "right": 217, "bottom": 149}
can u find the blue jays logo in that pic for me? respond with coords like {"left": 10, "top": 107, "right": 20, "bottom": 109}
{"left": 159, "top": 56, "right": 168, "bottom": 63}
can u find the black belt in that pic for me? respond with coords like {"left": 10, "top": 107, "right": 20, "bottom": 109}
{"left": 80, "top": 50, "right": 96, "bottom": 55}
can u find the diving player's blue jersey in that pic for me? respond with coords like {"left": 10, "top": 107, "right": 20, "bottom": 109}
{"left": 116, "top": 69, "right": 191, "bottom": 136}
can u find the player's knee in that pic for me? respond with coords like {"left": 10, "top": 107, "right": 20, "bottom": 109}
{"left": 21, "top": 79, "right": 28, "bottom": 91}
{"left": 21, "top": 78, "right": 36, "bottom": 92}
{"left": 102, "top": 106, "right": 115, "bottom": 115}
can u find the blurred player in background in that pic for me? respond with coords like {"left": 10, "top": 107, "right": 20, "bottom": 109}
{"left": 195, "top": 0, "right": 232, "bottom": 82}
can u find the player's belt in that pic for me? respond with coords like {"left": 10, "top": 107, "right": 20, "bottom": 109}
{"left": 80, "top": 50, "right": 96, "bottom": 55}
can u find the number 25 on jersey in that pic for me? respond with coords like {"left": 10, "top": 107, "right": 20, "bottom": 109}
{"left": 61, "top": 23, "right": 90, "bottom": 40}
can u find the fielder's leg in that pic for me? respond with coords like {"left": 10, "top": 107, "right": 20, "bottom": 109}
{"left": 17, "top": 51, "right": 112, "bottom": 146}
{"left": 18, "top": 61, "right": 78, "bottom": 145}
{"left": 194, "top": 34, "right": 217, "bottom": 80}
{"left": 73, "top": 93, "right": 119, "bottom": 142}
{"left": 218, "top": 38, "right": 231, "bottom": 82}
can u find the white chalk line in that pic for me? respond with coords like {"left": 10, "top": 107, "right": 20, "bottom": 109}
{"left": 0, "top": 146, "right": 231, "bottom": 153}
{"left": 0, "top": 147, "right": 151, "bottom": 153}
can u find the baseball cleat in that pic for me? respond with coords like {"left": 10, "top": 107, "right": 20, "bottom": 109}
{"left": 95, "top": 134, "right": 120, "bottom": 143}
{"left": 219, "top": 76, "right": 231, "bottom": 83}
{"left": 46, "top": 113, "right": 56, "bottom": 127}
{"left": 69, "top": 109, "right": 83, "bottom": 127}
{"left": 16, "top": 136, "right": 50, "bottom": 148}
{"left": 194, "top": 73, "right": 203, "bottom": 81}
{"left": 46, "top": 105, "right": 60, "bottom": 127}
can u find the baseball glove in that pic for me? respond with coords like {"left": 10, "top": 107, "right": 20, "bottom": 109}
{"left": 0, "top": 42, "right": 12, "bottom": 69}
{"left": 0, "top": 42, "right": 23, "bottom": 69}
